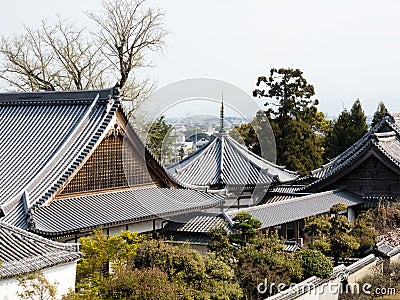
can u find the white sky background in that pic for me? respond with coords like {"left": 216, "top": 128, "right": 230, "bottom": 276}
{"left": 1, "top": 0, "right": 400, "bottom": 117}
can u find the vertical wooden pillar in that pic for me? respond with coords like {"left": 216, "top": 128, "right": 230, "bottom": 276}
{"left": 294, "top": 220, "right": 299, "bottom": 241}
{"left": 281, "top": 223, "right": 287, "bottom": 239}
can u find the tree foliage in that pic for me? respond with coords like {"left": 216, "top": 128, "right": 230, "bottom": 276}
{"left": 101, "top": 267, "right": 181, "bottom": 299}
{"left": 146, "top": 115, "right": 174, "bottom": 163}
{"left": 303, "top": 215, "right": 331, "bottom": 244}
{"left": 134, "top": 239, "right": 243, "bottom": 299}
{"left": 350, "top": 212, "right": 377, "bottom": 256}
{"left": 230, "top": 211, "right": 262, "bottom": 247}
{"left": 230, "top": 110, "right": 276, "bottom": 163}
{"left": 207, "top": 214, "right": 333, "bottom": 299}
{"left": 371, "top": 101, "right": 389, "bottom": 128}
{"left": 253, "top": 68, "right": 328, "bottom": 175}
{"left": 76, "top": 229, "right": 142, "bottom": 285}
{"left": 69, "top": 230, "right": 243, "bottom": 299}
{"left": 295, "top": 249, "right": 333, "bottom": 279}
{"left": 208, "top": 225, "right": 234, "bottom": 260}
{"left": 304, "top": 204, "right": 379, "bottom": 265}
{"left": 324, "top": 99, "right": 368, "bottom": 159}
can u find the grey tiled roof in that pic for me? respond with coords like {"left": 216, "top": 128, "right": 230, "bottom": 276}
{"left": 269, "top": 185, "right": 307, "bottom": 193}
{"left": 283, "top": 240, "right": 302, "bottom": 252}
{"left": 167, "top": 132, "right": 299, "bottom": 189}
{"left": 226, "top": 190, "right": 364, "bottom": 229}
{"left": 258, "top": 185, "right": 309, "bottom": 205}
{"left": 374, "top": 240, "right": 400, "bottom": 257}
{"left": 0, "top": 89, "right": 118, "bottom": 228}
{"left": 258, "top": 194, "right": 301, "bottom": 205}
{"left": 303, "top": 115, "right": 400, "bottom": 191}
{"left": 164, "top": 214, "right": 227, "bottom": 233}
{"left": 0, "top": 221, "right": 81, "bottom": 279}
{"left": 30, "top": 187, "right": 224, "bottom": 236}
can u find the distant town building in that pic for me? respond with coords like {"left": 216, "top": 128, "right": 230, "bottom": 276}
{"left": 192, "top": 137, "right": 209, "bottom": 151}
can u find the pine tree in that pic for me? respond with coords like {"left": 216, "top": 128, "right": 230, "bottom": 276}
{"left": 253, "top": 68, "right": 328, "bottom": 175}
{"left": 324, "top": 99, "right": 368, "bottom": 159}
{"left": 371, "top": 101, "right": 389, "bottom": 128}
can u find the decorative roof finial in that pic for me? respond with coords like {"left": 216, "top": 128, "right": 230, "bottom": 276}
{"left": 220, "top": 93, "right": 224, "bottom": 132}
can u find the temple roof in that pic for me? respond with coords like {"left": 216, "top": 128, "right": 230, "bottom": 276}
{"left": 0, "top": 221, "right": 81, "bottom": 279}
{"left": 0, "top": 89, "right": 119, "bottom": 228}
{"left": 0, "top": 88, "right": 208, "bottom": 232}
{"left": 225, "top": 189, "right": 364, "bottom": 230}
{"left": 302, "top": 115, "right": 400, "bottom": 192}
{"left": 163, "top": 212, "right": 228, "bottom": 233}
{"left": 167, "top": 131, "right": 299, "bottom": 190}
{"left": 30, "top": 187, "right": 224, "bottom": 237}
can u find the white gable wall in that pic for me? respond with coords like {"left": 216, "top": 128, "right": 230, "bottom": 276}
{"left": 0, "top": 261, "right": 77, "bottom": 300}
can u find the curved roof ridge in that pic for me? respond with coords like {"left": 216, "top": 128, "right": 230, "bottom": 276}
{"left": 1, "top": 89, "right": 121, "bottom": 228}
{"left": 172, "top": 138, "right": 219, "bottom": 174}
{"left": 118, "top": 106, "right": 196, "bottom": 189}
{"left": 1, "top": 93, "right": 102, "bottom": 215}
{"left": 301, "top": 140, "right": 374, "bottom": 191}
{"left": 0, "top": 88, "right": 114, "bottom": 105}
{"left": 373, "top": 138, "right": 400, "bottom": 168}
{"left": 224, "top": 136, "right": 299, "bottom": 184}
{"left": 226, "top": 135, "right": 299, "bottom": 176}
{"left": 168, "top": 136, "right": 216, "bottom": 169}
{"left": 310, "top": 116, "right": 391, "bottom": 178}
{"left": 0, "top": 221, "right": 79, "bottom": 251}
{"left": 223, "top": 136, "right": 273, "bottom": 175}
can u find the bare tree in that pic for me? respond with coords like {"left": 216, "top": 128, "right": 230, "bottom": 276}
{"left": 0, "top": 0, "right": 167, "bottom": 113}
{"left": 87, "top": 0, "right": 167, "bottom": 89}
{"left": 0, "top": 18, "right": 109, "bottom": 91}
{"left": 41, "top": 19, "right": 110, "bottom": 90}
{"left": 0, "top": 27, "right": 57, "bottom": 91}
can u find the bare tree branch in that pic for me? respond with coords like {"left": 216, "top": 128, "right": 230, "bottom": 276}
{"left": 121, "top": 77, "right": 156, "bottom": 116}
{"left": 87, "top": 0, "right": 167, "bottom": 89}
{"left": 0, "top": 0, "right": 166, "bottom": 114}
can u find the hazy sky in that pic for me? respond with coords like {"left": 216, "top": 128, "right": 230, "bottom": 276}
{"left": 1, "top": 0, "right": 400, "bottom": 117}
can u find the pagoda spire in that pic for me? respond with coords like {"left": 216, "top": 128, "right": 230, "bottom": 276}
{"left": 220, "top": 93, "right": 225, "bottom": 132}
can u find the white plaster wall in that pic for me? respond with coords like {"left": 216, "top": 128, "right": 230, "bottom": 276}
{"left": 347, "top": 258, "right": 377, "bottom": 284}
{"left": 0, "top": 261, "right": 77, "bottom": 300}
{"left": 102, "top": 219, "right": 160, "bottom": 236}
{"left": 390, "top": 252, "right": 400, "bottom": 263}
{"left": 128, "top": 220, "right": 155, "bottom": 233}
{"left": 347, "top": 207, "right": 356, "bottom": 222}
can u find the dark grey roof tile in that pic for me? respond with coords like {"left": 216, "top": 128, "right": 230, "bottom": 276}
{"left": 226, "top": 190, "right": 364, "bottom": 229}
{"left": 167, "top": 132, "right": 298, "bottom": 189}
{"left": 0, "top": 89, "right": 117, "bottom": 228}
{"left": 30, "top": 187, "right": 224, "bottom": 236}
{"left": 0, "top": 222, "right": 81, "bottom": 279}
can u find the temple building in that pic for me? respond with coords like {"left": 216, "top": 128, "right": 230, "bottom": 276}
{"left": 301, "top": 114, "right": 400, "bottom": 202}
{"left": 167, "top": 102, "right": 299, "bottom": 210}
{"left": 0, "top": 88, "right": 224, "bottom": 242}
{"left": 165, "top": 112, "right": 400, "bottom": 247}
